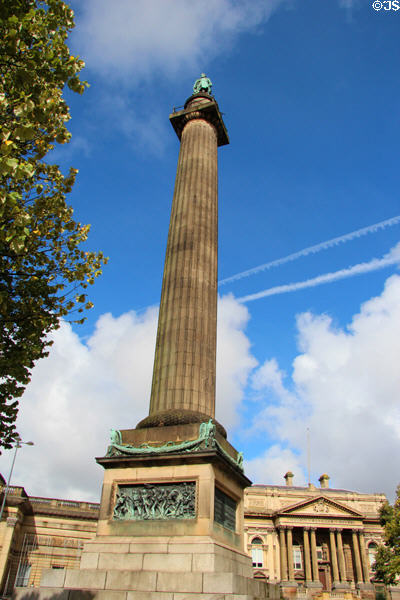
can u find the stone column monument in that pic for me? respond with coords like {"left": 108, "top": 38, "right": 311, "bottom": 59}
{"left": 23, "top": 76, "right": 269, "bottom": 600}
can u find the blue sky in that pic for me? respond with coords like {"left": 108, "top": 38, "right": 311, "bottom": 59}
{"left": 1, "top": 0, "right": 399, "bottom": 502}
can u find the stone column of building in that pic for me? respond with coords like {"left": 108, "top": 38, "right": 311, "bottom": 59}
{"left": 0, "top": 513, "right": 19, "bottom": 592}
{"left": 137, "top": 84, "right": 228, "bottom": 433}
{"left": 303, "top": 528, "right": 312, "bottom": 583}
{"left": 287, "top": 527, "right": 295, "bottom": 581}
{"left": 310, "top": 527, "right": 319, "bottom": 583}
{"left": 279, "top": 527, "right": 288, "bottom": 582}
{"left": 336, "top": 529, "right": 347, "bottom": 584}
{"left": 329, "top": 529, "right": 340, "bottom": 584}
{"left": 352, "top": 530, "right": 364, "bottom": 585}
{"left": 358, "top": 531, "right": 370, "bottom": 583}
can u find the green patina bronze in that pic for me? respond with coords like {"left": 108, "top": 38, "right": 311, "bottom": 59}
{"left": 113, "top": 482, "right": 196, "bottom": 521}
{"left": 193, "top": 73, "right": 212, "bottom": 95}
{"left": 106, "top": 420, "right": 244, "bottom": 471}
{"left": 110, "top": 429, "right": 122, "bottom": 444}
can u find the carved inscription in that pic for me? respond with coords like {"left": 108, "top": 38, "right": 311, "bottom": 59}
{"left": 249, "top": 498, "right": 265, "bottom": 507}
{"left": 280, "top": 517, "right": 356, "bottom": 527}
{"left": 113, "top": 482, "right": 196, "bottom": 521}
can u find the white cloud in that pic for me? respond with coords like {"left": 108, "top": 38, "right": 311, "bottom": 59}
{"left": 3, "top": 307, "right": 159, "bottom": 502}
{"left": 73, "top": 0, "right": 284, "bottom": 82}
{"left": 216, "top": 294, "right": 258, "bottom": 428}
{"left": 1, "top": 296, "right": 256, "bottom": 501}
{"left": 92, "top": 91, "right": 169, "bottom": 155}
{"left": 245, "top": 445, "right": 306, "bottom": 487}
{"left": 69, "top": 0, "right": 286, "bottom": 154}
{"left": 251, "top": 274, "right": 400, "bottom": 499}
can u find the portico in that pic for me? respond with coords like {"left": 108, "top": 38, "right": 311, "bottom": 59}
{"left": 244, "top": 478, "right": 385, "bottom": 600}
{"left": 277, "top": 521, "right": 373, "bottom": 591}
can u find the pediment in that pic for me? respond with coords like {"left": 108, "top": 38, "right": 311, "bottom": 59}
{"left": 276, "top": 496, "right": 362, "bottom": 518}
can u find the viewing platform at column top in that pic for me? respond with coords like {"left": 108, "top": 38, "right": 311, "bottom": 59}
{"left": 169, "top": 74, "right": 229, "bottom": 146}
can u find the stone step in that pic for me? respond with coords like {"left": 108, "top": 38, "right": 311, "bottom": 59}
{"left": 14, "top": 589, "right": 262, "bottom": 600}
{"left": 80, "top": 548, "right": 253, "bottom": 578}
{"left": 39, "top": 567, "right": 267, "bottom": 596}
{"left": 13, "top": 565, "right": 269, "bottom": 599}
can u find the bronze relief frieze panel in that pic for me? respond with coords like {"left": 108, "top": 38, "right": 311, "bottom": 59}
{"left": 112, "top": 481, "right": 196, "bottom": 521}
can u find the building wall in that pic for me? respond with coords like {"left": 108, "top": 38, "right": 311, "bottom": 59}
{"left": 0, "top": 485, "right": 98, "bottom": 595}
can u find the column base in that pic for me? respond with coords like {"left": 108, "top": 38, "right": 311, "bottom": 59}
{"left": 333, "top": 581, "right": 350, "bottom": 589}
{"left": 357, "top": 582, "right": 375, "bottom": 590}
{"left": 280, "top": 581, "right": 298, "bottom": 600}
{"left": 306, "top": 581, "right": 323, "bottom": 588}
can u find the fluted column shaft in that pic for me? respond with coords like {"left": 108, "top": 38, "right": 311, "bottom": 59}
{"left": 287, "top": 528, "right": 294, "bottom": 581}
{"left": 279, "top": 528, "right": 288, "bottom": 582}
{"left": 329, "top": 529, "right": 340, "bottom": 584}
{"left": 352, "top": 530, "right": 363, "bottom": 584}
{"left": 336, "top": 530, "right": 346, "bottom": 583}
{"left": 310, "top": 528, "right": 319, "bottom": 582}
{"left": 359, "top": 532, "right": 370, "bottom": 583}
{"left": 303, "top": 528, "right": 312, "bottom": 582}
{"left": 149, "top": 114, "right": 218, "bottom": 418}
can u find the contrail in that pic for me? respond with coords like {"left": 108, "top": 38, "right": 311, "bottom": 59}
{"left": 238, "top": 242, "right": 400, "bottom": 303}
{"left": 219, "top": 215, "right": 400, "bottom": 286}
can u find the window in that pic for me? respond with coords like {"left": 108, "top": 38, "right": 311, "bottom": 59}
{"left": 316, "top": 546, "right": 324, "bottom": 562}
{"left": 368, "top": 542, "right": 377, "bottom": 570}
{"left": 251, "top": 537, "right": 264, "bottom": 568}
{"left": 293, "top": 546, "right": 302, "bottom": 570}
{"left": 15, "top": 563, "right": 31, "bottom": 587}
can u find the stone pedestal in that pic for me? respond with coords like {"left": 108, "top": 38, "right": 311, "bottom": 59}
{"left": 30, "top": 535, "right": 268, "bottom": 599}
{"left": 17, "top": 424, "right": 269, "bottom": 599}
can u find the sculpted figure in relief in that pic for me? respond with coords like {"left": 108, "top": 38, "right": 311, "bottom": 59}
{"left": 113, "top": 482, "right": 196, "bottom": 521}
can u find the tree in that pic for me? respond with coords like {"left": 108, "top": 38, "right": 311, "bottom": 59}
{"left": 374, "top": 485, "right": 400, "bottom": 585}
{"left": 0, "top": 0, "right": 107, "bottom": 449}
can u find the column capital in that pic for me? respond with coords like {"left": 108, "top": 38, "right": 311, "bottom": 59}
{"left": 170, "top": 96, "right": 229, "bottom": 147}
{"left": 310, "top": 526, "right": 317, "bottom": 531}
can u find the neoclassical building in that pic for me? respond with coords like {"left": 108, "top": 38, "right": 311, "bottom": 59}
{"left": 244, "top": 472, "right": 388, "bottom": 598}
{"left": 0, "top": 473, "right": 395, "bottom": 599}
{"left": 0, "top": 480, "right": 98, "bottom": 597}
